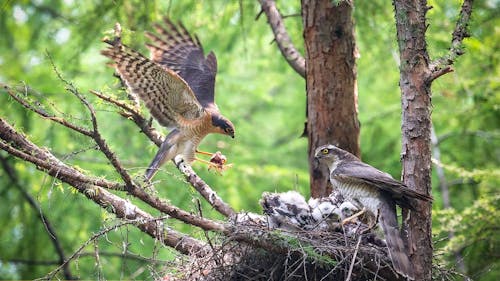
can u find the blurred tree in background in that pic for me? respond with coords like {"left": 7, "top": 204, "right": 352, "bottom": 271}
{"left": 0, "top": 0, "right": 498, "bottom": 280}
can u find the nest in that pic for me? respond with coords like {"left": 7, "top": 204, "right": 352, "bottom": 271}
{"left": 160, "top": 191, "right": 457, "bottom": 281}
{"left": 165, "top": 223, "right": 401, "bottom": 281}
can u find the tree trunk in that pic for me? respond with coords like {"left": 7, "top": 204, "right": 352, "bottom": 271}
{"left": 302, "top": 0, "right": 360, "bottom": 198}
{"left": 393, "top": 0, "right": 433, "bottom": 279}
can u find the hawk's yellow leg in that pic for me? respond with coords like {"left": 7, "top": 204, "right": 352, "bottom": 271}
{"left": 341, "top": 207, "right": 366, "bottom": 225}
{"left": 196, "top": 150, "right": 214, "bottom": 156}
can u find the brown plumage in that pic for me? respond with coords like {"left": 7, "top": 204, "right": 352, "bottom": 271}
{"left": 102, "top": 18, "right": 234, "bottom": 180}
{"left": 314, "top": 144, "right": 432, "bottom": 280}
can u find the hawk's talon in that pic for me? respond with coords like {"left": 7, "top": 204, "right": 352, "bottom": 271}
{"left": 341, "top": 207, "right": 366, "bottom": 225}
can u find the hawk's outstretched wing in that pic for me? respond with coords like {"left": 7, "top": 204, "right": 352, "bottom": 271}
{"left": 145, "top": 18, "right": 218, "bottom": 109}
{"left": 332, "top": 161, "right": 432, "bottom": 210}
{"left": 101, "top": 42, "right": 205, "bottom": 128}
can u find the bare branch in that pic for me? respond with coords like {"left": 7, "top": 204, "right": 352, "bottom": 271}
{"left": 428, "top": 0, "right": 474, "bottom": 82}
{"left": 0, "top": 118, "right": 124, "bottom": 190}
{"left": 1, "top": 83, "right": 93, "bottom": 137}
{"left": 47, "top": 56, "right": 137, "bottom": 188}
{"left": 0, "top": 118, "right": 226, "bottom": 232}
{"left": 89, "top": 89, "right": 162, "bottom": 146}
{"left": 174, "top": 156, "right": 236, "bottom": 218}
{"left": 0, "top": 119, "right": 209, "bottom": 257}
{"left": 257, "top": 0, "right": 305, "bottom": 78}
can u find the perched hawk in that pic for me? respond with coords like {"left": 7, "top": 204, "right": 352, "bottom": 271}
{"left": 314, "top": 144, "right": 432, "bottom": 280}
{"left": 102, "top": 19, "right": 234, "bottom": 180}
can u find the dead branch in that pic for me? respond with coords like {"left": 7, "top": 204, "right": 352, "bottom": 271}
{"left": 257, "top": 0, "right": 306, "bottom": 78}
{"left": 428, "top": 0, "right": 474, "bottom": 82}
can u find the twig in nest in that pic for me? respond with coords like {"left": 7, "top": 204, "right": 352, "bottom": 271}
{"left": 346, "top": 236, "right": 362, "bottom": 281}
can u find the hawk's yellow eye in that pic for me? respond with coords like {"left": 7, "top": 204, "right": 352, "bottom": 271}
{"left": 322, "top": 148, "right": 329, "bottom": 154}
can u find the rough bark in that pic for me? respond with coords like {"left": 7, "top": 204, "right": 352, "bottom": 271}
{"left": 393, "top": 0, "right": 433, "bottom": 279}
{"left": 302, "top": 0, "right": 360, "bottom": 198}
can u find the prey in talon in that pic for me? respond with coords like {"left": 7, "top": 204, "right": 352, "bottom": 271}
{"left": 197, "top": 150, "right": 232, "bottom": 174}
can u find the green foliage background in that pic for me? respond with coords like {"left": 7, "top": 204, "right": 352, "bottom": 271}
{"left": 0, "top": 0, "right": 498, "bottom": 280}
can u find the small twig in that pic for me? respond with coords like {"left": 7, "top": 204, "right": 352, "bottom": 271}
{"left": 38, "top": 219, "right": 159, "bottom": 280}
{"left": 89, "top": 90, "right": 162, "bottom": 146}
{"left": 345, "top": 236, "right": 362, "bottom": 281}
{"left": 1, "top": 83, "right": 93, "bottom": 137}
{"left": 257, "top": 0, "right": 305, "bottom": 78}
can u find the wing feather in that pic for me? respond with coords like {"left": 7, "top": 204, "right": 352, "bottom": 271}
{"left": 101, "top": 42, "right": 204, "bottom": 128}
{"left": 145, "top": 18, "right": 218, "bottom": 108}
{"left": 332, "top": 161, "right": 432, "bottom": 209}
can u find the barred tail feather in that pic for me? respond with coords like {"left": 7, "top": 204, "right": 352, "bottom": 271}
{"left": 379, "top": 195, "right": 415, "bottom": 280}
{"left": 145, "top": 130, "right": 180, "bottom": 181}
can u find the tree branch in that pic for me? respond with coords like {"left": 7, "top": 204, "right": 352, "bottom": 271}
{"left": 2, "top": 83, "right": 93, "bottom": 137}
{"left": 174, "top": 156, "right": 236, "bottom": 218}
{"left": 0, "top": 118, "right": 124, "bottom": 190}
{"left": 0, "top": 115, "right": 227, "bottom": 232}
{"left": 428, "top": 0, "right": 474, "bottom": 82}
{"left": 0, "top": 143, "right": 207, "bottom": 258}
{"left": 257, "top": 0, "right": 306, "bottom": 78}
{"left": 89, "top": 89, "right": 163, "bottom": 146}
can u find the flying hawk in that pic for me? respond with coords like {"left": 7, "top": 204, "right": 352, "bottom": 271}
{"left": 102, "top": 18, "right": 235, "bottom": 180}
{"left": 314, "top": 144, "right": 432, "bottom": 280}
